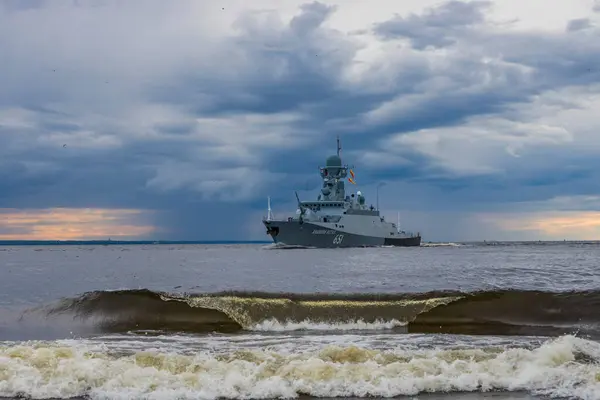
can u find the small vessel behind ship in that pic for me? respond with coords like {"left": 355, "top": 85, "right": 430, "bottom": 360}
{"left": 262, "top": 137, "right": 421, "bottom": 248}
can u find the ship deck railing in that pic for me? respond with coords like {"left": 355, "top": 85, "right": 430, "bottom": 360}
{"left": 263, "top": 216, "right": 301, "bottom": 222}
{"left": 398, "top": 230, "right": 421, "bottom": 238}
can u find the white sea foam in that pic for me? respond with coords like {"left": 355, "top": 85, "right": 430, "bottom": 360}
{"left": 1, "top": 335, "right": 600, "bottom": 399}
{"left": 251, "top": 318, "right": 407, "bottom": 331}
{"left": 420, "top": 242, "right": 464, "bottom": 247}
{"left": 45, "top": 331, "right": 547, "bottom": 358}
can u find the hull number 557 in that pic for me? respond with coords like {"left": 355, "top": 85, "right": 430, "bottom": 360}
{"left": 332, "top": 234, "right": 344, "bottom": 245}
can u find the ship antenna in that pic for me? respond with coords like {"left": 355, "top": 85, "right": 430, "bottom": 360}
{"left": 336, "top": 135, "right": 341, "bottom": 157}
{"left": 267, "top": 196, "right": 273, "bottom": 221}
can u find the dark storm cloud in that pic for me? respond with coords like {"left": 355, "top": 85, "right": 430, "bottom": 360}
{"left": 1, "top": 0, "right": 46, "bottom": 12}
{"left": 151, "top": 1, "right": 362, "bottom": 118}
{"left": 2, "top": 0, "right": 600, "bottom": 240}
{"left": 373, "top": 0, "right": 491, "bottom": 49}
{"left": 566, "top": 18, "right": 592, "bottom": 32}
{"left": 150, "top": 0, "right": 523, "bottom": 171}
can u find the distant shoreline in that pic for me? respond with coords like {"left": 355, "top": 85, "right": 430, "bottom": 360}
{"left": 0, "top": 240, "right": 272, "bottom": 246}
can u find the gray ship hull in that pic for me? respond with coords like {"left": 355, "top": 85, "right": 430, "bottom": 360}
{"left": 263, "top": 220, "right": 421, "bottom": 248}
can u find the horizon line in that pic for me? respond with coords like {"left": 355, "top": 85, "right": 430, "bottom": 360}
{"left": 1, "top": 239, "right": 600, "bottom": 246}
{"left": 0, "top": 239, "right": 272, "bottom": 245}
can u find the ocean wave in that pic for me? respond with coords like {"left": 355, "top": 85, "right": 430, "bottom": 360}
{"left": 26, "top": 288, "right": 600, "bottom": 337}
{"left": 1, "top": 335, "right": 600, "bottom": 399}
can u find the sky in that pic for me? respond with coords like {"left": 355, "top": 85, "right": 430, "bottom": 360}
{"left": 1, "top": 0, "right": 600, "bottom": 242}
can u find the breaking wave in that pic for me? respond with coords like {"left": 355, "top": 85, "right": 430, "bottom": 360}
{"left": 1, "top": 335, "right": 600, "bottom": 399}
{"left": 30, "top": 288, "right": 600, "bottom": 337}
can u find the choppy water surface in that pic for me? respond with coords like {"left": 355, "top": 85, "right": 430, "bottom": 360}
{"left": 1, "top": 241, "right": 600, "bottom": 399}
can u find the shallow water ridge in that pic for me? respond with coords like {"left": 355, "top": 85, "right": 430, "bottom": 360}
{"left": 1, "top": 241, "right": 600, "bottom": 399}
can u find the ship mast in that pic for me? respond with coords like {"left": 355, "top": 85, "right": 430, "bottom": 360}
{"left": 267, "top": 196, "right": 273, "bottom": 221}
{"left": 318, "top": 136, "right": 347, "bottom": 202}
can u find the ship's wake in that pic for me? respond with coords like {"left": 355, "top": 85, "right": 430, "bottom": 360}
{"left": 262, "top": 242, "right": 317, "bottom": 250}
{"left": 20, "top": 288, "right": 600, "bottom": 338}
{"left": 420, "top": 242, "right": 465, "bottom": 247}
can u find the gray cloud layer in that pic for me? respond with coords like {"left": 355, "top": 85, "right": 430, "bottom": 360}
{"left": 1, "top": 0, "right": 600, "bottom": 240}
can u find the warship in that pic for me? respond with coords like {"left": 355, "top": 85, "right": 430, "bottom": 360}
{"left": 262, "top": 137, "right": 421, "bottom": 248}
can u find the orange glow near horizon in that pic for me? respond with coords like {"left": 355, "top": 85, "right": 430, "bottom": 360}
{"left": 0, "top": 208, "right": 156, "bottom": 240}
{"left": 481, "top": 211, "right": 600, "bottom": 239}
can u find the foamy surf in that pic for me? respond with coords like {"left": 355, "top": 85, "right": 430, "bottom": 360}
{"left": 1, "top": 335, "right": 600, "bottom": 399}
{"left": 251, "top": 318, "right": 407, "bottom": 331}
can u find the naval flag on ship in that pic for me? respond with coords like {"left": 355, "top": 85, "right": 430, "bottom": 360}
{"left": 348, "top": 169, "right": 356, "bottom": 184}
